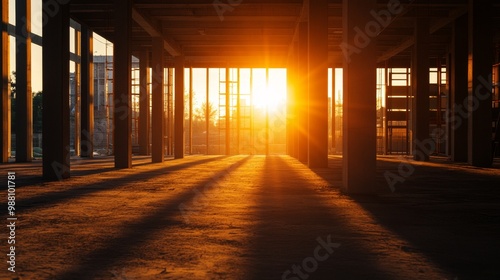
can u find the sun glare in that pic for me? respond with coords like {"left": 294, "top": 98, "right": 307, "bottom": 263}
{"left": 254, "top": 84, "right": 286, "bottom": 111}
{"left": 252, "top": 70, "right": 287, "bottom": 112}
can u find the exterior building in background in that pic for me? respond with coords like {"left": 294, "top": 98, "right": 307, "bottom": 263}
{"left": 69, "top": 56, "right": 140, "bottom": 155}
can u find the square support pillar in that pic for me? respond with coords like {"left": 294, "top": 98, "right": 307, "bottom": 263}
{"left": 189, "top": 67, "right": 193, "bottom": 155}
{"left": 80, "top": 26, "right": 94, "bottom": 158}
{"left": 152, "top": 37, "right": 164, "bottom": 163}
{"left": 468, "top": 0, "right": 493, "bottom": 167}
{"left": 412, "top": 17, "right": 430, "bottom": 161}
{"left": 139, "top": 50, "right": 150, "bottom": 156}
{"left": 1, "top": 0, "right": 10, "bottom": 163}
{"left": 265, "top": 68, "right": 270, "bottom": 156}
{"left": 342, "top": 0, "right": 378, "bottom": 194}
{"left": 15, "top": 0, "right": 32, "bottom": 162}
{"left": 307, "top": 0, "right": 329, "bottom": 168}
{"left": 450, "top": 15, "right": 468, "bottom": 162}
{"left": 205, "top": 68, "right": 210, "bottom": 155}
{"left": 331, "top": 67, "right": 337, "bottom": 152}
{"left": 297, "top": 22, "right": 309, "bottom": 163}
{"left": 113, "top": 0, "right": 132, "bottom": 168}
{"left": 167, "top": 68, "right": 174, "bottom": 155}
{"left": 226, "top": 67, "right": 231, "bottom": 155}
{"left": 73, "top": 28, "right": 81, "bottom": 156}
{"left": 290, "top": 42, "right": 300, "bottom": 159}
{"left": 286, "top": 44, "right": 298, "bottom": 158}
{"left": 174, "top": 56, "right": 185, "bottom": 159}
{"left": 42, "top": 1, "right": 70, "bottom": 180}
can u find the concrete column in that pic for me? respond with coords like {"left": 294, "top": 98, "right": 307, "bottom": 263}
{"left": 236, "top": 69, "right": 241, "bottom": 154}
{"left": 291, "top": 42, "right": 300, "bottom": 159}
{"left": 225, "top": 67, "right": 231, "bottom": 155}
{"left": 297, "top": 22, "right": 308, "bottom": 162}
{"left": 167, "top": 67, "right": 174, "bottom": 155}
{"left": 206, "top": 68, "right": 210, "bottom": 154}
{"left": 42, "top": 1, "right": 70, "bottom": 180}
{"left": 189, "top": 67, "right": 193, "bottom": 155}
{"left": 265, "top": 68, "right": 270, "bottom": 156}
{"left": 286, "top": 44, "right": 298, "bottom": 158}
{"left": 1, "top": 0, "right": 10, "bottom": 163}
{"left": 113, "top": 0, "right": 132, "bottom": 168}
{"left": 331, "top": 68, "right": 336, "bottom": 152}
{"left": 468, "top": 0, "right": 493, "bottom": 167}
{"left": 450, "top": 15, "right": 468, "bottom": 162}
{"left": 307, "top": 0, "right": 328, "bottom": 167}
{"left": 138, "top": 50, "right": 150, "bottom": 156}
{"left": 152, "top": 37, "right": 164, "bottom": 163}
{"left": 74, "top": 28, "right": 81, "bottom": 156}
{"left": 342, "top": 0, "right": 378, "bottom": 193}
{"left": 15, "top": 0, "right": 32, "bottom": 162}
{"left": 412, "top": 17, "right": 430, "bottom": 161}
{"left": 174, "top": 56, "right": 185, "bottom": 159}
{"left": 250, "top": 69, "right": 255, "bottom": 154}
{"left": 80, "top": 26, "right": 94, "bottom": 158}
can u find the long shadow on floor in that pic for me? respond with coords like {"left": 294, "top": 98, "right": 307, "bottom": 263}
{"left": 55, "top": 156, "right": 252, "bottom": 279}
{"left": 4, "top": 156, "right": 182, "bottom": 188}
{"left": 316, "top": 157, "right": 500, "bottom": 280}
{"left": 12, "top": 156, "right": 227, "bottom": 212}
{"left": 245, "top": 156, "right": 397, "bottom": 280}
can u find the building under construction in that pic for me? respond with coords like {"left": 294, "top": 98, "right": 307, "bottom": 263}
{"left": 1, "top": 0, "right": 500, "bottom": 279}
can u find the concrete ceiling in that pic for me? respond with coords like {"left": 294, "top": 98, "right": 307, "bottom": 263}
{"left": 69, "top": 0, "right": 500, "bottom": 68}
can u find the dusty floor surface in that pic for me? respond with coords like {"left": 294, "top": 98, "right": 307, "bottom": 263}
{"left": 1, "top": 155, "right": 499, "bottom": 279}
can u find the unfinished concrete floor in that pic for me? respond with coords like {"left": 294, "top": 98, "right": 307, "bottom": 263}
{"left": 1, "top": 155, "right": 500, "bottom": 279}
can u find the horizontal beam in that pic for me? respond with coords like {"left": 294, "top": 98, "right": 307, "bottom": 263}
{"left": 131, "top": 7, "right": 181, "bottom": 56}
{"left": 429, "top": 5, "right": 467, "bottom": 34}
{"left": 135, "top": 0, "right": 303, "bottom": 8}
{"left": 377, "top": 37, "right": 415, "bottom": 63}
{"left": 7, "top": 23, "right": 42, "bottom": 46}
{"left": 377, "top": 6, "right": 468, "bottom": 63}
{"left": 154, "top": 15, "right": 299, "bottom": 22}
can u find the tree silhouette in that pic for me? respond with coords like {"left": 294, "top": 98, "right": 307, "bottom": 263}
{"left": 9, "top": 71, "right": 43, "bottom": 133}
{"left": 10, "top": 72, "right": 16, "bottom": 133}
{"left": 33, "top": 91, "right": 43, "bottom": 133}
{"left": 194, "top": 102, "right": 218, "bottom": 126}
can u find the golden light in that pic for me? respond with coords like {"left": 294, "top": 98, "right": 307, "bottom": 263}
{"left": 252, "top": 72, "right": 287, "bottom": 112}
